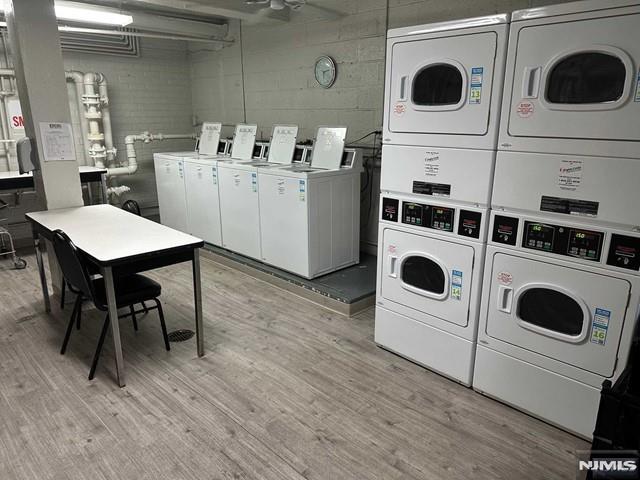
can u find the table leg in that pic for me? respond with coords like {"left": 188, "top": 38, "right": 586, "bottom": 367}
{"left": 100, "top": 174, "right": 108, "bottom": 204}
{"left": 193, "top": 248, "right": 204, "bottom": 357}
{"left": 103, "top": 266, "right": 126, "bottom": 387}
{"left": 34, "top": 232, "right": 51, "bottom": 313}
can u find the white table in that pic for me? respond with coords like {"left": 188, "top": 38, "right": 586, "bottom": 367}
{"left": 0, "top": 166, "right": 108, "bottom": 203}
{"left": 26, "top": 204, "right": 205, "bottom": 387}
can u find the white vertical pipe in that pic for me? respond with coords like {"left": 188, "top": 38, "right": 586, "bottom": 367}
{"left": 65, "top": 70, "right": 90, "bottom": 165}
{"left": 96, "top": 73, "right": 115, "bottom": 168}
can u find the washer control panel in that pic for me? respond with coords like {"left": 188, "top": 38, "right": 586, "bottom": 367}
{"left": 522, "top": 221, "right": 603, "bottom": 261}
{"left": 401, "top": 201, "right": 454, "bottom": 232}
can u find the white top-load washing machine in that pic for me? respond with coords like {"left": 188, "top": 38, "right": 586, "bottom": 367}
{"left": 383, "top": 14, "right": 509, "bottom": 151}
{"left": 258, "top": 127, "right": 362, "bottom": 278}
{"left": 154, "top": 122, "right": 224, "bottom": 233}
{"left": 498, "top": 0, "right": 640, "bottom": 159}
{"left": 474, "top": 152, "right": 640, "bottom": 439}
{"left": 217, "top": 124, "right": 263, "bottom": 259}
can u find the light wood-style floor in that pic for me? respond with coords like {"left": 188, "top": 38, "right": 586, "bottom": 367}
{"left": 0, "top": 251, "right": 588, "bottom": 480}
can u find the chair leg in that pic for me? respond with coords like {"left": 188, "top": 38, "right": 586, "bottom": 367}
{"left": 130, "top": 306, "right": 138, "bottom": 331}
{"left": 89, "top": 314, "right": 110, "bottom": 380}
{"left": 61, "top": 294, "right": 82, "bottom": 355}
{"left": 141, "top": 301, "right": 149, "bottom": 314}
{"left": 154, "top": 299, "right": 170, "bottom": 351}
{"left": 76, "top": 298, "right": 82, "bottom": 330}
{"left": 60, "top": 282, "right": 66, "bottom": 310}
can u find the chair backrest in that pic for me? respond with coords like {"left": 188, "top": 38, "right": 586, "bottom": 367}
{"left": 122, "top": 199, "right": 141, "bottom": 216}
{"left": 52, "top": 230, "right": 94, "bottom": 299}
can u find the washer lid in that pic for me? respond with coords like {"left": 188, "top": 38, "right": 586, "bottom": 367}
{"left": 230, "top": 124, "right": 257, "bottom": 160}
{"left": 199, "top": 122, "right": 221, "bottom": 155}
{"left": 268, "top": 125, "right": 299, "bottom": 164}
{"left": 310, "top": 126, "right": 347, "bottom": 170}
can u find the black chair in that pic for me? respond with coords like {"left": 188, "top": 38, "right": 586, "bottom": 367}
{"left": 52, "top": 229, "right": 170, "bottom": 380}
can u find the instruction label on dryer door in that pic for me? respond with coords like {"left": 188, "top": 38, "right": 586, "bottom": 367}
{"left": 451, "top": 270, "right": 463, "bottom": 300}
{"left": 635, "top": 70, "right": 640, "bottom": 102}
{"left": 469, "top": 67, "right": 483, "bottom": 105}
{"left": 590, "top": 308, "right": 611, "bottom": 345}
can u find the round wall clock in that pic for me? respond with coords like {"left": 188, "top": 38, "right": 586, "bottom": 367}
{"left": 314, "top": 55, "right": 337, "bottom": 88}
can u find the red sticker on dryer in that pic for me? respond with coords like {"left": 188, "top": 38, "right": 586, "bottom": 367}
{"left": 394, "top": 103, "right": 406, "bottom": 116}
{"left": 497, "top": 271, "right": 513, "bottom": 285}
{"left": 516, "top": 101, "right": 534, "bottom": 118}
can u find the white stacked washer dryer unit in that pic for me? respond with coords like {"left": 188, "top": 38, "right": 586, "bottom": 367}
{"left": 258, "top": 126, "right": 361, "bottom": 279}
{"left": 474, "top": 0, "right": 640, "bottom": 439}
{"left": 217, "top": 124, "right": 262, "bottom": 259}
{"left": 376, "top": 14, "right": 510, "bottom": 385}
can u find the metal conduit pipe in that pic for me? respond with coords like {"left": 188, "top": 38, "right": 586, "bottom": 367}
{"left": 65, "top": 70, "right": 91, "bottom": 164}
{"left": 108, "top": 131, "right": 197, "bottom": 177}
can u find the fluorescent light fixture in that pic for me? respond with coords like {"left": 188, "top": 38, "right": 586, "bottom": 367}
{"left": 0, "top": 2, "right": 132, "bottom": 27}
{"left": 54, "top": 4, "right": 133, "bottom": 26}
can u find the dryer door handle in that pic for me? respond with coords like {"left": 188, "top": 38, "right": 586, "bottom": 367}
{"left": 398, "top": 76, "right": 408, "bottom": 102}
{"left": 522, "top": 67, "right": 541, "bottom": 99}
{"left": 497, "top": 285, "right": 514, "bottom": 314}
{"left": 388, "top": 255, "right": 398, "bottom": 278}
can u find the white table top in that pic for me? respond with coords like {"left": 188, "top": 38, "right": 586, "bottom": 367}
{"left": 26, "top": 204, "right": 203, "bottom": 264}
{"left": 0, "top": 166, "right": 106, "bottom": 180}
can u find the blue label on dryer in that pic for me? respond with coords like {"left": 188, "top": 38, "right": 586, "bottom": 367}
{"left": 299, "top": 180, "right": 306, "bottom": 202}
{"left": 451, "top": 269, "right": 463, "bottom": 300}
{"left": 251, "top": 172, "right": 257, "bottom": 192}
{"left": 635, "top": 70, "right": 640, "bottom": 102}
{"left": 469, "top": 67, "right": 483, "bottom": 105}
{"left": 590, "top": 308, "right": 611, "bottom": 345}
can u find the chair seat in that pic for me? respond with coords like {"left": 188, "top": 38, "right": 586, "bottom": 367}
{"left": 93, "top": 274, "right": 161, "bottom": 309}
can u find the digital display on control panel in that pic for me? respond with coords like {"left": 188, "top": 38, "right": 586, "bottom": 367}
{"left": 524, "top": 223, "right": 555, "bottom": 252}
{"left": 567, "top": 229, "right": 602, "bottom": 260}
{"left": 523, "top": 221, "right": 603, "bottom": 261}
{"left": 431, "top": 207, "right": 454, "bottom": 231}
{"left": 402, "top": 202, "right": 454, "bottom": 232}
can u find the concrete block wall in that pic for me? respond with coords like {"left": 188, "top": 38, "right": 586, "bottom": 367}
{"left": 1, "top": 38, "right": 195, "bottom": 248}
{"left": 188, "top": 0, "right": 578, "bottom": 143}
{"left": 62, "top": 38, "right": 196, "bottom": 210}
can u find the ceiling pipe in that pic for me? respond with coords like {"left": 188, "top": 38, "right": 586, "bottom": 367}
{"left": 58, "top": 25, "right": 233, "bottom": 44}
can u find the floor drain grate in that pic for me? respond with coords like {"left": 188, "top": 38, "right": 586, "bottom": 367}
{"left": 167, "top": 329, "right": 195, "bottom": 343}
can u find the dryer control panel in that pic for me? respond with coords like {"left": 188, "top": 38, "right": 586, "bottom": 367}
{"left": 401, "top": 201, "right": 454, "bottom": 232}
{"left": 521, "top": 221, "right": 603, "bottom": 261}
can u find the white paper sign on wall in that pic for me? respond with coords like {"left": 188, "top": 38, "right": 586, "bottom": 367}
{"left": 39, "top": 122, "right": 76, "bottom": 162}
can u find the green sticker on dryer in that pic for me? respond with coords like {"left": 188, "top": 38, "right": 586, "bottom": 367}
{"left": 590, "top": 308, "right": 610, "bottom": 345}
{"left": 469, "top": 67, "right": 483, "bottom": 105}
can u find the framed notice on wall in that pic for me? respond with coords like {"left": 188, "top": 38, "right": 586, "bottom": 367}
{"left": 39, "top": 122, "right": 76, "bottom": 162}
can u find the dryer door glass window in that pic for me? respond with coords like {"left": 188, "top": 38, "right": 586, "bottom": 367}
{"left": 546, "top": 52, "right": 626, "bottom": 104}
{"left": 412, "top": 64, "right": 463, "bottom": 106}
{"left": 517, "top": 287, "right": 584, "bottom": 336}
{"left": 401, "top": 256, "right": 446, "bottom": 295}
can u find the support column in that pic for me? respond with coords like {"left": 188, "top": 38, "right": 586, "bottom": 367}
{"left": 6, "top": 0, "right": 83, "bottom": 299}
{"left": 6, "top": 0, "right": 83, "bottom": 210}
